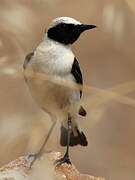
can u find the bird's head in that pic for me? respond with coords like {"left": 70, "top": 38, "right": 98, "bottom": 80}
{"left": 47, "top": 17, "right": 96, "bottom": 45}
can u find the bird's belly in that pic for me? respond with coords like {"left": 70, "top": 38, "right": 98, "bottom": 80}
{"left": 27, "top": 76, "right": 79, "bottom": 118}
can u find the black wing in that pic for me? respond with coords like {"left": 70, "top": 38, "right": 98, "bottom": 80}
{"left": 71, "top": 57, "right": 83, "bottom": 98}
{"left": 71, "top": 57, "right": 87, "bottom": 117}
{"left": 79, "top": 105, "right": 87, "bottom": 116}
{"left": 23, "top": 52, "right": 34, "bottom": 69}
{"left": 23, "top": 52, "right": 34, "bottom": 82}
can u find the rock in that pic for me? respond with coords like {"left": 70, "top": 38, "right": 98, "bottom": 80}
{"left": 0, "top": 152, "right": 105, "bottom": 180}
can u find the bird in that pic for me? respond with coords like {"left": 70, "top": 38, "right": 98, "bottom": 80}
{"left": 23, "top": 17, "right": 96, "bottom": 166}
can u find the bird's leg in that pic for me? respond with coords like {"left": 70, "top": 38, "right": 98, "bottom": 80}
{"left": 55, "top": 113, "right": 72, "bottom": 166}
{"left": 28, "top": 117, "right": 57, "bottom": 168}
{"left": 63, "top": 113, "right": 72, "bottom": 162}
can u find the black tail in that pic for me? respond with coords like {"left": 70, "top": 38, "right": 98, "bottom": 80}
{"left": 60, "top": 125, "right": 88, "bottom": 147}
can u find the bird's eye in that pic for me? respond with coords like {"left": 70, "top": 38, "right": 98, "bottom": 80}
{"left": 61, "top": 24, "right": 67, "bottom": 28}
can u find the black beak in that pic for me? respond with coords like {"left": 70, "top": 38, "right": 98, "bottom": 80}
{"left": 81, "top": 24, "right": 97, "bottom": 31}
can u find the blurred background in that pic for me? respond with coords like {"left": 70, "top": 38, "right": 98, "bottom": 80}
{"left": 0, "top": 0, "right": 135, "bottom": 179}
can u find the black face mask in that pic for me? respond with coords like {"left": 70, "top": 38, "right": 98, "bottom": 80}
{"left": 47, "top": 23, "right": 96, "bottom": 45}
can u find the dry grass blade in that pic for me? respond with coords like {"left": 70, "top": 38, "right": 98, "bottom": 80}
{"left": 24, "top": 70, "right": 135, "bottom": 108}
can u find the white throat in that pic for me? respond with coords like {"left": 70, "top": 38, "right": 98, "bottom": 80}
{"left": 34, "top": 35, "right": 74, "bottom": 75}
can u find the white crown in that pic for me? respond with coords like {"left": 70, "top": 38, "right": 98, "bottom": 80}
{"left": 49, "top": 17, "right": 81, "bottom": 28}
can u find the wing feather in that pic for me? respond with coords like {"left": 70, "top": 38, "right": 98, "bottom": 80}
{"left": 23, "top": 52, "right": 34, "bottom": 69}
{"left": 71, "top": 57, "right": 87, "bottom": 117}
{"left": 71, "top": 57, "right": 83, "bottom": 97}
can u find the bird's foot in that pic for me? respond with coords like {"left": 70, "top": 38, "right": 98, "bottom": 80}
{"left": 27, "top": 153, "right": 39, "bottom": 168}
{"left": 55, "top": 155, "right": 72, "bottom": 167}
{"left": 27, "top": 149, "right": 52, "bottom": 168}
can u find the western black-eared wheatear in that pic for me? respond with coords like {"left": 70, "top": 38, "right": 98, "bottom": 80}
{"left": 24, "top": 17, "right": 96, "bottom": 166}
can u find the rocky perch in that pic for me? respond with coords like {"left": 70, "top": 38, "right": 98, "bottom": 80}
{"left": 0, "top": 152, "right": 105, "bottom": 180}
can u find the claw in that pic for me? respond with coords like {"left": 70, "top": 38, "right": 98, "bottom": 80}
{"left": 55, "top": 156, "right": 72, "bottom": 167}
{"left": 27, "top": 153, "right": 39, "bottom": 168}
{"left": 28, "top": 153, "right": 37, "bottom": 159}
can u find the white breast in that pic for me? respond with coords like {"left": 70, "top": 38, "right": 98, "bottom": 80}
{"left": 31, "top": 36, "right": 74, "bottom": 75}
{"left": 24, "top": 36, "right": 80, "bottom": 119}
